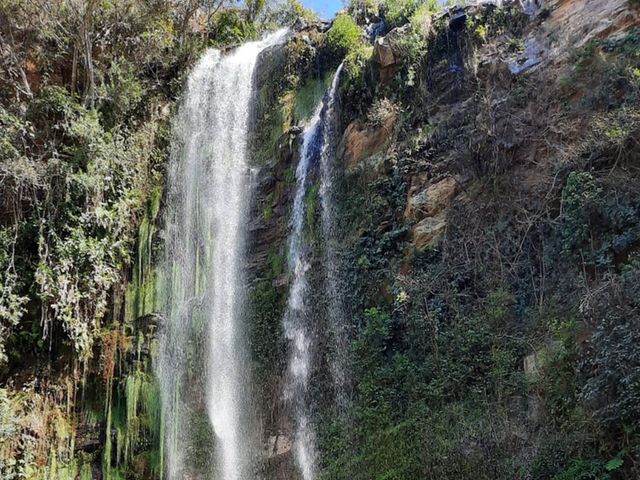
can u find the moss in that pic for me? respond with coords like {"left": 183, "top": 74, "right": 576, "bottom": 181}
{"left": 268, "top": 249, "right": 284, "bottom": 277}
{"left": 185, "top": 410, "right": 216, "bottom": 471}
{"left": 294, "top": 75, "right": 333, "bottom": 123}
{"left": 262, "top": 205, "right": 273, "bottom": 222}
{"left": 254, "top": 86, "right": 287, "bottom": 163}
{"left": 125, "top": 185, "right": 163, "bottom": 323}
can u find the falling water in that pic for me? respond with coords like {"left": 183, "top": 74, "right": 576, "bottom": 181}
{"left": 283, "top": 68, "right": 343, "bottom": 480}
{"left": 318, "top": 64, "right": 348, "bottom": 414}
{"left": 158, "top": 29, "right": 287, "bottom": 480}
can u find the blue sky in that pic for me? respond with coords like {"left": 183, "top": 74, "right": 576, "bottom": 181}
{"left": 301, "top": 0, "right": 451, "bottom": 20}
{"left": 302, "top": 0, "right": 345, "bottom": 19}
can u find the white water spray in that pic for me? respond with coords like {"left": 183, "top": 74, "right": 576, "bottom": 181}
{"left": 158, "top": 29, "right": 287, "bottom": 480}
{"left": 283, "top": 67, "right": 343, "bottom": 480}
{"left": 318, "top": 64, "right": 349, "bottom": 414}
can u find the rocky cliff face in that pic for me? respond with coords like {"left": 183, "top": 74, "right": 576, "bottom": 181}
{"left": 2, "top": 0, "right": 640, "bottom": 479}
{"left": 244, "top": 1, "right": 640, "bottom": 478}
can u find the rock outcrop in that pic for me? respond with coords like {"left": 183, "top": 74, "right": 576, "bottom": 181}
{"left": 337, "top": 113, "right": 396, "bottom": 169}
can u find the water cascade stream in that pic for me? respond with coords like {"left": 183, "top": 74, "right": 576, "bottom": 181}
{"left": 318, "top": 64, "right": 348, "bottom": 413}
{"left": 283, "top": 68, "right": 343, "bottom": 480}
{"left": 158, "top": 29, "right": 287, "bottom": 480}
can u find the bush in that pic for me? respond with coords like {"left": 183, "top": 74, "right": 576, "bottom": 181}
{"left": 342, "top": 42, "right": 374, "bottom": 118}
{"left": 383, "top": 0, "right": 419, "bottom": 27}
{"left": 579, "top": 271, "right": 640, "bottom": 435}
{"left": 553, "top": 458, "right": 623, "bottom": 480}
{"left": 326, "top": 13, "right": 362, "bottom": 56}
{"left": 409, "top": 0, "right": 440, "bottom": 33}
{"left": 561, "top": 172, "right": 602, "bottom": 255}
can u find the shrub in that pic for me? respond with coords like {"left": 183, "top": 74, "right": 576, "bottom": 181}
{"left": 326, "top": 13, "right": 362, "bottom": 55}
{"left": 342, "top": 42, "right": 374, "bottom": 118}
{"left": 265, "top": 0, "right": 317, "bottom": 27}
{"left": 561, "top": 172, "right": 601, "bottom": 255}
{"left": 366, "top": 97, "right": 400, "bottom": 127}
{"left": 383, "top": 0, "right": 421, "bottom": 27}
{"left": 553, "top": 458, "right": 623, "bottom": 480}
{"left": 579, "top": 272, "right": 640, "bottom": 435}
{"left": 409, "top": 0, "right": 440, "bottom": 33}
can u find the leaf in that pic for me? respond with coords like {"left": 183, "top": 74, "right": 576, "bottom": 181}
{"left": 605, "top": 458, "right": 624, "bottom": 471}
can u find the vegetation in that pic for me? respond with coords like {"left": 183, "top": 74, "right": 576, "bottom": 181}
{"left": 312, "top": 3, "right": 640, "bottom": 480}
{"left": 325, "top": 13, "right": 362, "bottom": 55}
{"left": 1, "top": 0, "right": 640, "bottom": 479}
{"left": 0, "top": 0, "right": 294, "bottom": 477}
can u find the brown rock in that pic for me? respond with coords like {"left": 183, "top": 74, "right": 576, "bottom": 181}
{"left": 404, "top": 176, "right": 460, "bottom": 251}
{"left": 374, "top": 25, "right": 414, "bottom": 85}
{"left": 374, "top": 37, "right": 395, "bottom": 68}
{"left": 337, "top": 114, "right": 396, "bottom": 169}
{"left": 405, "top": 176, "right": 458, "bottom": 222}
{"left": 411, "top": 215, "right": 448, "bottom": 250}
{"left": 544, "top": 0, "right": 640, "bottom": 61}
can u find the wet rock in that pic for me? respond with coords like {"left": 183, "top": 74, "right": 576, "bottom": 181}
{"left": 255, "top": 42, "right": 287, "bottom": 91}
{"left": 509, "top": 36, "right": 547, "bottom": 74}
{"left": 265, "top": 433, "right": 293, "bottom": 458}
{"left": 366, "top": 19, "right": 388, "bottom": 41}
{"left": 449, "top": 9, "right": 467, "bottom": 31}
{"left": 523, "top": 0, "right": 545, "bottom": 17}
{"left": 293, "top": 17, "right": 307, "bottom": 31}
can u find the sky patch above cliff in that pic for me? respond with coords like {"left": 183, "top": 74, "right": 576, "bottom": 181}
{"left": 303, "top": 0, "right": 344, "bottom": 19}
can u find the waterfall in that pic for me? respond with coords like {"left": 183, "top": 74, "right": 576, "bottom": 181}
{"left": 318, "top": 64, "right": 348, "bottom": 414}
{"left": 283, "top": 67, "right": 343, "bottom": 480}
{"left": 158, "top": 29, "right": 287, "bottom": 480}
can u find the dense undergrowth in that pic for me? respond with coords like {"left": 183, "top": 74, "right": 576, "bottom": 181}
{"left": 310, "top": 2, "right": 640, "bottom": 480}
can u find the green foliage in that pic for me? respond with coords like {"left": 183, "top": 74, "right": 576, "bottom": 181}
{"left": 0, "top": 0, "right": 204, "bottom": 477}
{"left": 249, "top": 247, "right": 288, "bottom": 381}
{"left": 98, "top": 57, "right": 144, "bottom": 129}
{"left": 209, "top": 10, "right": 259, "bottom": 46}
{"left": 579, "top": 271, "right": 640, "bottom": 434}
{"left": 553, "top": 457, "right": 623, "bottom": 480}
{"left": 559, "top": 168, "right": 640, "bottom": 268}
{"left": 326, "top": 14, "right": 362, "bottom": 55}
{"left": 0, "top": 107, "right": 33, "bottom": 163}
{"left": 382, "top": 0, "right": 426, "bottom": 28}
{"left": 342, "top": 42, "right": 374, "bottom": 118}
{"left": 264, "top": 0, "right": 317, "bottom": 27}
{"left": 0, "top": 228, "right": 29, "bottom": 365}
{"left": 409, "top": 1, "right": 440, "bottom": 33}
{"left": 295, "top": 75, "right": 332, "bottom": 123}
{"left": 561, "top": 172, "right": 602, "bottom": 255}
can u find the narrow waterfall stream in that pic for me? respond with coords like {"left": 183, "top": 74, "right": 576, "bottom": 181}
{"left": 319, "top": 64, "right": 348, "bottom": 413}
{"left": 158, "top": 30, "right": 287, "bottom": 480}
{"left": 283, "top": 68, "right": 343, "bottom": 480}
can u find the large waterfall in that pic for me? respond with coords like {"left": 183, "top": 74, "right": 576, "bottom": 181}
{"left": 283, "top": 68, "right": 343, "bottom": 480}
{"left": 158, "top": 30, "right": 287, "bottom": 480}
